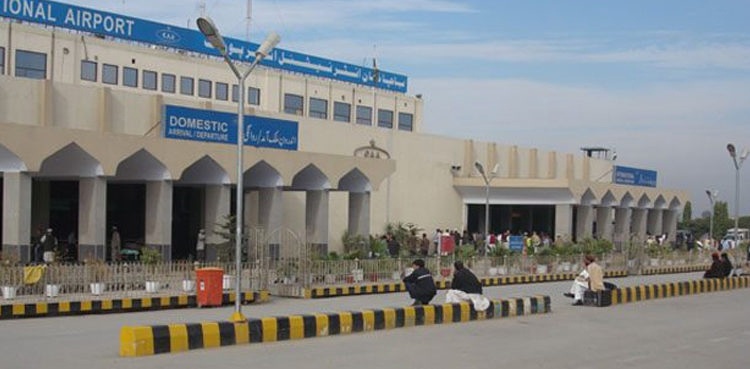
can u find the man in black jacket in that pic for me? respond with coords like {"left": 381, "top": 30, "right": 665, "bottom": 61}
{"left": 704, "top": 252, "right": 724, "bottom": 279}
{"left": 450, "top": 260, "right": 482, "bottom": 295}
{"left": 403, "top": 259, "right": 436, "bottom": 305}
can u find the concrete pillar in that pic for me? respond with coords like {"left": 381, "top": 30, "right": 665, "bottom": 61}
{"left": 647, "top": 208, "right": 663, "bottom": 236}
{"left": 145, "top": 180, "right": 173, "bottom": 261}
{"left": 204, "top": 184, "right": 230, "bottom": 261}
{"left": 244, "top": 191, "right": 258, "bottom": 229}
{"left": 259, "top": 187, "right": 284, "bottom": 260}
{"left": 306, "top": 190, "right": 329, "bottom": 255}
{"left": 78, "top": 177, "right": 106, "bottom": 261}
{"left": 595, "top": 206, "right": 614, "bottom": 241}
{"left": 614, "top": 207, "right": 632, "bottom": 247}
{"left": 2, "top": 172, "right": 32, "bottom": 263}
{"left": 662, "top": 210, "right": 678, "bottom": 243}
{"left": 631, "top": 208, "right": 648, "bottom": 242}
{"left": 575, "top": 205, "right": 594, "bottom": 241}
{"left": 554, "top": 204, "right": 573, "bottom": 241}
{"left": 348, "top": 192, "right": 371, "bottom": 237}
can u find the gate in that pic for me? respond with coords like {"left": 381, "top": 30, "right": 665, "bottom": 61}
{"left": 258, "top": 228, "right": 310, "bottom": 297}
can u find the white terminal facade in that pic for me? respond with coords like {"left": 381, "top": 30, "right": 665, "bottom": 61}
{"left": 0, "top": 2, "right": 689, "bottom": 262}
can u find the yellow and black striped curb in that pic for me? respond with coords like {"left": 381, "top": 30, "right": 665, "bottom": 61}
{"left": 608, "top": 276, "right": 750, "bottom": 305}
{"left": 306, "top": 270, "right": 627, "bottom": 298}
{"left": 0, "top": 291, "right": 269, "bottom": 320}
{"left": 640, "top": 264, "right": 709, "bottom": 275}
{"left": 119, "top": 295, "right": 551, "bottom": 357}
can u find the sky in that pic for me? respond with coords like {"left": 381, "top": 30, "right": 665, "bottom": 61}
{"left": 62, "top": 0, "right": 750, "bottom": 218}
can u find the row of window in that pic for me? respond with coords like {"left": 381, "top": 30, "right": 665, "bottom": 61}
{"left": 283, "top": 93, "right": 413, "bottom": 131}
{"left": 80, "top": 60, "right": 261, "bottom": 105}
{"left": 2, "top": 48, "right": 414, "bottom": 131}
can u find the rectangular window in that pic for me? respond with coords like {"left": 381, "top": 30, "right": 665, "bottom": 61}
{"left": 248, "top": 87, "right": 260, "bottom": 105}
{"left": 15, "top": 50, "right": 47, "bottom": 79}
{"left": 162, "top": 73, "right": 176, "bottom": 93}
{"left": 356, "top": 105, "right": 372, "bottom": 125}
{"left": 102, "top": 63, "right": 118, "bottom": 85}
{"left": 198, "top": 79, "right": 212, "bottom": 98}
{"left": 215, "top": 82, "right": 228, "bottom": 101}
{"left": 180, "top": 76, "right": 194, "bottom": 95}
{"left": 123, "top": 67, "right": 138, "bottom": 87}
{"left": 377, "top": 109, "right": 394, "bottom": 129}
{"left": 284, "top": 93, "right": 304, "bottom": 115}
{"left": 143, "top": 70, "right": 157, "bottom": 90}
{"left": 80, "top": 60, "right": 97, "bottom": 82}
{"left": 231, "top": 85, "right": 261, "bottom": 104}
{"left": 398, "top": 112, "right": 414, "bottom": 131}
{"left": 0, "top": 47, "right": 4, "bottom": 74}
{"left": 333, "top": 102, "right": 351, "bottom": 123}
{"left": 309, "top": 97, "right": 328, "bottom": 119}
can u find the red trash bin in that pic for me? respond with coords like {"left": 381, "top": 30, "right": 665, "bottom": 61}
{"left": 196, "top": 267, "right": 224, "bottom": 307}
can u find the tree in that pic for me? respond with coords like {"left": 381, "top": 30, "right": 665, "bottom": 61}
{"left": 682, "top": 201, "right": 692, "bottom": 222}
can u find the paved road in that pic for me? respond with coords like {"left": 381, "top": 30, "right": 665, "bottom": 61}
{"left": 2, "top": 272, "right": 747, "bottom": 369}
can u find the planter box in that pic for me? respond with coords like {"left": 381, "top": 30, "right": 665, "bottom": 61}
{"left": 391, "top": 271, "right": 402, "bottom": 280}
{"left": 90, "top": 282, "right": 106, "bottom": 296}
{"left": 488, "top": 267, "right": 499, "bottom": 276}
{"left": 2, "top": 286, "right": 16, "bottom": 300}
{"left": 181, "top": 280, "right": 195, "bottom": 292}
{"left": 351, "top": 269, "right": 364, "bottom": 283}
{"left": 535, "top": 265, "right": 548, "bottom": 274}
{"left": 222, "top": 274, "right": 233, "bottom": 290}
{"left": 324, "top": 274, "right": 337, "bottom": 284}
{"left": 649, "top": 258, "right": 659, "bottom": 267}
{"left": 145, "top": 281, "right": 160, "bottom": 293}
{"left": 45, "top": 284, "right": 60, "bottom": 298}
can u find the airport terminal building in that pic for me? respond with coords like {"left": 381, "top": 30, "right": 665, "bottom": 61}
{"left": 0, "top": 1, "right": 688, "bottom": 262}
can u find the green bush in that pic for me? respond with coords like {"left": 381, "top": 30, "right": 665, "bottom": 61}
{"left": 140, "top": 247, "right": 162, "bottom": 265}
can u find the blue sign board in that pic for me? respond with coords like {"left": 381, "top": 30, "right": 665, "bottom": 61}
{"left": 163, "top": 105, "right": 298, "bottom": 151}
{"left": 508, "top": 236, "right": 524, "bottom": 252}
{"left": 0, "top": 0, "right": 407, "bottom": 92}
{"left": 612, "top": 165, "right": 657, "bottom": 187}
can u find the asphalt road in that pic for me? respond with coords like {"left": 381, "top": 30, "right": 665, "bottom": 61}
{"left": 2, "top": 272, "right": 747, "bottom": 369}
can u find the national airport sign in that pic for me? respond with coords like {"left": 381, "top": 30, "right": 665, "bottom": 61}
{"left": 612, "top": 165, "right": 657, "bottom": 187}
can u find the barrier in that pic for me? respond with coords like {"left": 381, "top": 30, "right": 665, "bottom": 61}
{"left": 584, "top": 276, "right": 750, "bottom": 307}
{"left": 0, "top": 291, "right": 269, "bottom": 320}
{"left": 640, "top": 264, "right": 709, "bottom": 275}
{"left": 120, "top": 295, "right": 552, "bottom": 357}
{"left": 306, "top": 270, "right": 627, "bottom": 298}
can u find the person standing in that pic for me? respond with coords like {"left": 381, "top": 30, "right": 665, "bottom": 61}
{"left": 419, "top": 233, "right": 430, "bottom": 256}
{"left": 403, "top": 259, "right": 437, "bottom": 306}
{"left": 387, "top": 233, "right": 400, "bottom": 258}
{"left": 41, "top": 228, "right": 58, "bottom": 263}
{"left": 110, "top": 226, "right": 121, "bottom": 262}
{"left": 196, "top": 229, "right": 206, "bottom": 262}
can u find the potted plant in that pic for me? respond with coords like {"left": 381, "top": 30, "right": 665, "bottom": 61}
{"left": 140, "top": 247, "right": 162, "bottom": 293}
{"left": 489, "top": 246, "right": 510, "bottom": 275}
{"left": 44, "top": 262, "right": 62, "bottom": 298}
{"left": 182, "top": 262, "right": 197, "bottom": 292}
{"left": 0, "top": 253, "right": 20, "bottom": 300}
{"left": 646, "top": 243, "right": 661, "bottom": 267}
{"left": 86, "top": 258, "right": 108, "bottom": 296}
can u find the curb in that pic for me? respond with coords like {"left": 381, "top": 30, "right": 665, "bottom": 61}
{"left": 119, "top": 295, "right": 552, "bottom": 357}
{"left": 611, "top": 276, "right": 749, "bottom": 304}
{"left": 0, "top": 290, "right": 270, "bottom": 320}
{"left": 640, "top": 264, "right": 709, "bottom": 275}
{"left": 306, "top": 270, "right": 627, "bottom": 298}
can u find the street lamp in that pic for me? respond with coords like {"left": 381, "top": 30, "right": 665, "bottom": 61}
{"left": 474, "top": 161, "right": 499, "bottom": 253}
{"left": 198, "top": 16, "right": 280, "bottom": 323}
{"left": 726, "top": 143, "right": 749, "bottom": 248}
{"left": 705, "top": 189, "right": 717, "bottom": 246}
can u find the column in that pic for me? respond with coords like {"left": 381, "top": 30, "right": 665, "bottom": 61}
{"left": 348, "top": 192, "right": 370, "bottom": 237}
{"left": 31, "top": 180, "right": 50, "bottom": 234}
{"left": 631, "top": 208, "right": 648, "bottom": 242}
{"left": 78, "top": 177, "right": 106, "bottom": 261}
{"left": 259, "top": 187, "right": 284, "bottom": 260}
{"left": 306, "top": 190, "right": 329, "bottom": 256}
{"left": 554, "top": 204, "right": 573, "bottom": 241}
{"left": 145, "top": 180, "right": 173, "bottom": 261}
{"left": 204, "top": 184, "right": 230, "bottom": 261}
{"left": 614, "top": 207, "right": 632, "bottom": 248}
{"left": 2, "top": 172, "right": 32, "bottom": 263}
{"left": 647, "top": 208, "right": 663, "bottom": 236}
{"left": 595, "top": 206, "right": 614, "bottom": 241}
{"left": 662, "top": 210, "right": 678, "bottom": 243}
{"left": 575, "top": 205, "right": 594, "bottom": 241}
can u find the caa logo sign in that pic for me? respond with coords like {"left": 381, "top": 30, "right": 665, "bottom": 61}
{"left": 156, "top": 28, "right": 181, "bottom": 44}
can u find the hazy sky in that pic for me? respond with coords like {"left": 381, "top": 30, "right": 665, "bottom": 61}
{"left": 63, "top": 0, "right": 750, "bottom": 217}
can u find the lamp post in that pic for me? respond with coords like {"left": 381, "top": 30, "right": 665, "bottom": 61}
{"left": 726, "top": 144, "right": 749, "bottom": 248}
{"left": 198, "top": 17, "right": 280, "bottom": 322}
{"left": 705, "top": 189, "right": 717, "bottom": 246}
{"left": 474, "top": 161, "right": 499, "bottom": 253}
